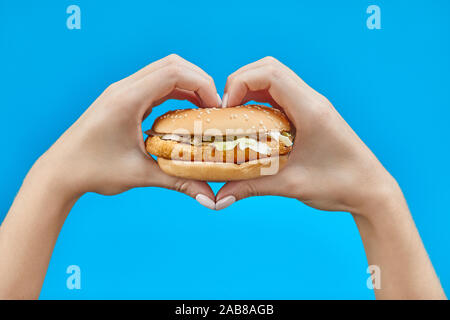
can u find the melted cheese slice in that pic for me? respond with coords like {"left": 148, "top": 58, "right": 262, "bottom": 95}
{"left": 269, "top": 131, "right": 293, "bottom": 147}
{"left": 212, "top": 138, "right": 272, "bottom": 155}
{"left": 159, "top": 133, "right": 293, "bottom": 155}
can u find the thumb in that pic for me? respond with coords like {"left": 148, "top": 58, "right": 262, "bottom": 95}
{"left": 215, "top": 175, "right": 280, "bottom": 211}
{"left": 142, "top": 158, "right": 216, "bottom": 210}
{"left": 163, "top": 175, "right": 217, "bottom": 211}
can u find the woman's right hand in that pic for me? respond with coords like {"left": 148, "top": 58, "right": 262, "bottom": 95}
{"left": 30, "top": 54, "right": 220, "bottom": 208}
{"left": 216, "top": 57, "right": 401, "bottom": 216}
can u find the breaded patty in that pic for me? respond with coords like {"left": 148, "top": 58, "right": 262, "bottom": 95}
{"left": 145, "top": 135, "right": 292, "bottom": 164}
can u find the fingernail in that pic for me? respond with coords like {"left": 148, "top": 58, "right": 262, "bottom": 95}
{"left": 217, "top": 93, "right": 222, "bottom": 107}
{"left": 215, "top": 195, "right": 236, "bottom": 211}
{"left": 195, "top": 194, "right": 216, "bottom": 210}
{"left": 222, "top": 93, "right": 228, "bottom": 108}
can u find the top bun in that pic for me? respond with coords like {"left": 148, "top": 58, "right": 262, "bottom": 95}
{"left": 152, "top": 105, "right": 291, "bottom": 135}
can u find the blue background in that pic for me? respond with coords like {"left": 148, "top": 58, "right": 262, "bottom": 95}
{"left": 1, "top": 0, "right": 449, "bottom": 299}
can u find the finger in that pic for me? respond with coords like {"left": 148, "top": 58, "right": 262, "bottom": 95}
{"left": 142, "top": 88, "right": 202, "bottom": 120}
{"left": 164, "top": 176, "right": 216, "bottom": 211}
{"left": 224, "top": 57, "right": 274, "bottom": 91}
{"left": 225, "top": 59, "right": 296, "bottom": 110}
{"left": 223, "top": 64, "right": 306, "bottom": 123}
{"left": 126, "top": 64, "right": 220, "bottom": 116}
{"left": 225, "top": 57, "right": 305, "bottom": 92}
{"left": 215, "top": 175, "right": 282, "bottom": 211}
{"left": 223, "top": 57, "right": 287, "bottom": 101}
{"left": 224, "top": 65, "right": 291, "bottom": 109}
{"left": 123, "top": 54, "right": 214, "bottom": 86}
{"left": 225, "top": 66, "right": 273, "bottom": 107}
{"left": 152, "top": 88, "right": 202, "bottom": 108}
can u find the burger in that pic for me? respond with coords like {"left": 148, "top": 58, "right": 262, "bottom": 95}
{"left": 145, "top": 105, "right": 294, "bottom": 181}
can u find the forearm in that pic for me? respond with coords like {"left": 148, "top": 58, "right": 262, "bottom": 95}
{"left": 353, "top": 185, "right": 446, "bottom": 300}
{"left": 0, "top": 160, "right": 79, "bottom": 299}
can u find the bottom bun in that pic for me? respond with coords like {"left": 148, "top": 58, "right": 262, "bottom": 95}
{"left": 157, "top": 156, "right": 289, "bottom": 182}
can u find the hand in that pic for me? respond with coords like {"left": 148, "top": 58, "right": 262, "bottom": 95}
{"left": 216, "top": 57, "right": 400, "bottom": 216}
{"left": 216, "top": 57, "right": 446, "bottom": 299}
{"left": 0, "top": 54, "right": 224, "bottom": 299}
{"left": 31, "top": 54, "right": 219, "bottom": 208}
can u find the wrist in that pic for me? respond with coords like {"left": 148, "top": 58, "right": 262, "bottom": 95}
{"left": 6, "top": 157, "right": 82, "bottom": 226}
{"left": 351, "top": 175, "right": 411, "bottom": 230}
{"left": 25, "top": 153, "right": 84, "bottom": 207}
{"left": 351, "top": 188, "right": 415, "bottom": 270}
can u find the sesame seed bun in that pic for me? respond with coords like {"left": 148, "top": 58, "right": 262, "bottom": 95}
{"left": 157, "top": 156, "right": 289, "bottom": 182}
{"left": 152, "top": 104, "right": 290, "bottom": 135}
